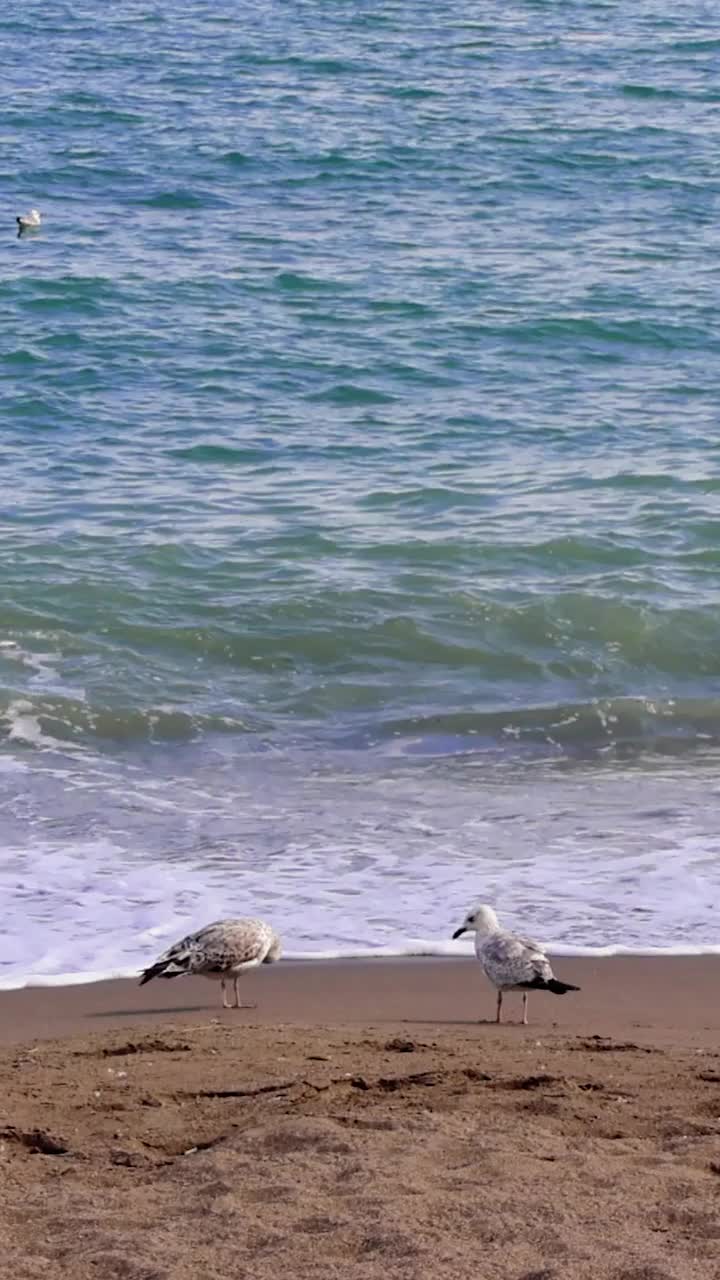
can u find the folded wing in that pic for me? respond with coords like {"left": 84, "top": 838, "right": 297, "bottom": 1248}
{"left": 480, "top": 931, "right": 554, "bottom": 989}
{"left": 139, "top": 919, "right": 276, "bottom": 984}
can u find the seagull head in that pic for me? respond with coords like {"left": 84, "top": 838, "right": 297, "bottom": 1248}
{"left": 452, "top": 903, "right": 499, "bottom": 940}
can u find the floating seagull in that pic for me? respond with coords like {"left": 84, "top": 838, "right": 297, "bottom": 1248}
{"left": 139, "top": 917, "right": 281, "bottom": 1009}
{"left": 16, "top": 208, "right": 41, "bottom": 235}
{"left": 452, "top": 903, "right": 579, "bottom": 1025}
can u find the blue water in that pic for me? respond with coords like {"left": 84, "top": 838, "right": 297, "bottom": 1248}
{"left": 2, "top": 0, "right": 720, "bottom": 984}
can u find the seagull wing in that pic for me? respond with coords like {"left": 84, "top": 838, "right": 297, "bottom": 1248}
{"left": 480, "top": 931, "right": 554, "bottom": 989}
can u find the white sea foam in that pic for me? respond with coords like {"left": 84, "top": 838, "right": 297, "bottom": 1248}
{"left": 0, "top": 820, "right": 719, "bottom": 991}
{"left": 5, "top": 940, "right": 720, "bottom": 992}
{"left": 5, "top": 700, "right": 55, "bottom": 748}
{"left": 1, "top": 737, "right": 719, "bottom": 992}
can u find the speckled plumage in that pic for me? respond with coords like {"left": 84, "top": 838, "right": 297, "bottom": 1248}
{"left": 452, "top": 903, "right": 579, "bottom": 1024}
{"left": 139, "top": 917, "right": 281, "bottom": 1008}
{"left": 479, "top": 930, "right": 555, "bottom": 990}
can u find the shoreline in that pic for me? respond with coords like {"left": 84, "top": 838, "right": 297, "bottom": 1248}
{"left": 6, "top": 937, "right": 720, "bottom": 992}
{"left": 2, "top": 952, "right": 720, "bottom": 1048}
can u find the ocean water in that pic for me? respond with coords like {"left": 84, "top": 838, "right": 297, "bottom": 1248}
{"left": 3, "top": 0, "right": 720, "bottom": 986}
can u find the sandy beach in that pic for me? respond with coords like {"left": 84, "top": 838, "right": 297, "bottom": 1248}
{"left": 2, "top": 956, "right": 720, "bottom": 1280}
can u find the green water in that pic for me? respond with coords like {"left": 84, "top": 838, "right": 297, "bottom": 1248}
{"left": 2, "top": 0, "right": 720, "bottom": 980}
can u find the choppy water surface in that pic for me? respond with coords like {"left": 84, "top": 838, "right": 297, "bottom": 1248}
{"left": 2, "top": 0, "right": 720, "bottom": 983}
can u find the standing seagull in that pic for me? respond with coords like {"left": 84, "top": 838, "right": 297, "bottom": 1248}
{"left": 452, "top": 903, "right": 579, "bottom": 1025}
{"left": 139, "top": 917, "right": 281, "bottom": 1009}
{"left": 16, "top": 209, "right": 41, "bottom": 235}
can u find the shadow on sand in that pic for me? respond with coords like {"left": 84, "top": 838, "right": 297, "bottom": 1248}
{"left": 87, "top": 1004, "right": 216, "bottom": 1019}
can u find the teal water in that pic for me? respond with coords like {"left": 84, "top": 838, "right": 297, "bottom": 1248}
{"left": 2, "top": 1, "right": 720, "bottom": 982}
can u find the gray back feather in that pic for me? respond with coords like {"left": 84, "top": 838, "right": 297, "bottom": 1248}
{"left": 480, "top": 930, "right": 554, "bottom": 989}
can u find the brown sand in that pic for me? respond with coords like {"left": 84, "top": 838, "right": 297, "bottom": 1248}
{"left": 2, "top": 957, "right": 720, "bottom": 1279}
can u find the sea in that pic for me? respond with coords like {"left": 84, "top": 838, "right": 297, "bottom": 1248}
{"left": 3, "top": 0, "right": 720, "bottom": 988}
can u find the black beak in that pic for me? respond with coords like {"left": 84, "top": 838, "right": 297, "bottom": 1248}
{"left": 452, "top": 926, "right": 466, "bottom": 939}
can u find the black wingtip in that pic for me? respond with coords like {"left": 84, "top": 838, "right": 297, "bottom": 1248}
{"left": 138, "top": 963, "right": 164, "bottom": 986}
{"left": 547, "top": 979, "right": 580, "bottom": 995}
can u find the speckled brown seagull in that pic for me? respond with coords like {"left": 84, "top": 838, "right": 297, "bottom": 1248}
{"left": 139, "top": 917, "right": 281, "bottom": 1009}
{"left": 452, "top": 903, "right": 579, "bottom": 1025}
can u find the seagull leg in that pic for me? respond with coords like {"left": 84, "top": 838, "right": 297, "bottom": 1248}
{"left": 522, "top": 992, "right": 528, "bottom": 1025}
{"left": 496, "top": 990, "right": 503, "bottom": 1024}
{"left": 221, "top": 978, "right": 232, "bottom": 1009}
{"left": 230, "top": 976, "right": 257, "bottom": 1010}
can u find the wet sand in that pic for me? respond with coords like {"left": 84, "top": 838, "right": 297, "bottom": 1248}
{"left": 2, "top": 956, "right": 720, "bottom": 1279}
{"left": 2, "top": 954, "right": 720, "bottom": 1048}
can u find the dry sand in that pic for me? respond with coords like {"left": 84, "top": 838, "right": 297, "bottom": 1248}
{"left": 2, "top": 957, "right": 720, "bottom": 1279}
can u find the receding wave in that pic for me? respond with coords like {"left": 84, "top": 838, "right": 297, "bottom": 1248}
{"left": 361, "top": 696, "right": 720, "bottom": 758}
{"left": 6, "top": 938, "right": 720, "bottom": 991}
{"left": 0, "top": 695, "right": 255, "bottom": 748}
{"left": 4, "top": 688, "right": 720, "bottom": 758}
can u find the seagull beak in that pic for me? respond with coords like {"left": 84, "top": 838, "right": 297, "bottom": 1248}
{"left": 452, "top": 926, "right": 467, "bottom": 939}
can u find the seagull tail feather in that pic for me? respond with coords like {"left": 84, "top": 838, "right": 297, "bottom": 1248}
{"left": 547, "top": 978, "right": 580, "bottom": 995}
{"left": 138, "top": 960, "right": 174, "bottom": 986}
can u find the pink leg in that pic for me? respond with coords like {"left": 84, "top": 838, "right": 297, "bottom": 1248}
{"left": 233, "top": 976, "right": 256, "bottom": 1010}
{"left": 522, "top": 992, "right": 528, "bottom": 1025}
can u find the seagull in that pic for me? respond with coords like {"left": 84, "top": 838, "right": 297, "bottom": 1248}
{"left": 16, "top": 209, "right": 41, "bottom": 235}
{"left": 139, "top": 917, "right": 281, "bottom": 1009}
{"left": 452, "top": 903, "right": 580, "bottom": 1025}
